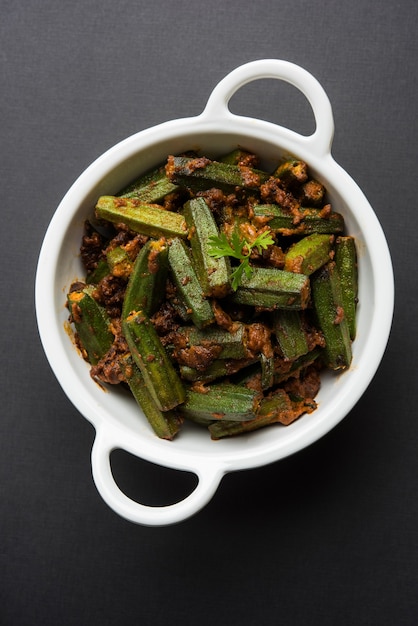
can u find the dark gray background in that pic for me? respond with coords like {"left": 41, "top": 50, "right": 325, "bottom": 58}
{"left": 2, "top": 1, "right": 417, "bottom": 624}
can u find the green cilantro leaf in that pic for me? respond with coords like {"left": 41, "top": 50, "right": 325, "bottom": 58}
{"left": 208, "top": 228, "right": 275, "bottom": 290}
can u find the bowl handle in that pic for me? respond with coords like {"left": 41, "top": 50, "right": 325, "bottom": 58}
{"left": 90, "top": 430, "right": 224, "bottom": 526}
{"left": 202, "top": 59, "right": 334, "bottom": 157}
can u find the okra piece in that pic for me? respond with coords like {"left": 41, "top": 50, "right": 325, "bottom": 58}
{"left": 335, "top": 236, "right": 358, "bottom": 340}
{"left": 260, "top": 352, "right": 275, "bottom": 390}
{"left": 183, "top": 197, "right": 231, "bottom": 298}
{"left": 95, "top": 196, "right": 188, "bottom": 239}
{"left": 179, "top": 358, "right": 257, "bottom": 383}
{"left": 209, "top": 388, "right": 317, "bottom": 438}
{"left": 218, "top": 149, "right": 257, "bottom": 166}
{"left": 175, "top": 324, "right": 249, "bottom": 360}
{"left": 273, "top": 347, "right": 322, "bottom": 385}
{"left": 284, "top": 233, "right": 334, "bottom": 275}
{"left": 298, "top": 179, "right": 326, "bottom": 206}
{"left": 272, "top": 310, "right": 310, "bottom": 361}
{"left": 179, "top": 382, "right": 260, "bottom": 422}
{"left": 208, "top": 389, "right": 293, "bottom": 439}
{"left": 229, "top": 266, "right": 310, "bottom": 310}
{"left": 86, "top": 257, "right": 110, "bottom": 285}
{"left": 122, "top": 238, "right": 169, "bottom": 319}
{"left": 252, "top": 205, "right": 344, "bottom": 235}
{"left": 67, "top": 285, "right": 114, "bottom": 365}
{"left": 273, "top": 157, "right": 308, "bottom": 186}
{"left": 122, "top": 310, "right": 186, "bottom": 411}
{"left": 106, "top": 246, "right": 133, "bottom": 278}
{"left": 120, "top": 355, "right": 182, "bottom": 440}
{"left": 118, "top": 164, "right": 179, "bottom": 202}
{"left": 311, "top": 261, "right": 352, "bottom": 370}
{"left": 166, "top": 155, "right": 270, "bottom": 193}
{"left": 168, "top": 237, "right": 215, "bottom": 329}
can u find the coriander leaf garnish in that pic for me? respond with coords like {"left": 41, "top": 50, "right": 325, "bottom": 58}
{"left": 208, "top": 229, "right": 274, "bottom": 290}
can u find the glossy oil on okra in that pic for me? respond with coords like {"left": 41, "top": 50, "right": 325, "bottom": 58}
{"left": 67, "top": 151, "right": 358, "bottom": 440}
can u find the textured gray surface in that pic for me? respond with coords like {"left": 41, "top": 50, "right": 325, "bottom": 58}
{"left": 2, "top": 1, "right": 417, "bottom": 624}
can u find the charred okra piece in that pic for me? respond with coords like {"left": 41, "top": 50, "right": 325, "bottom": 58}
{"left": 272, "top": 310, "right": 310, "bottom": 361}
{"left": 118, "top": 164, "right": 179, "bottom": 203}
{"left": 218, "top": 149, "right": 258, "bottom": 166}
{"left": 122, "top": 310, "right": 186, "bottom": 411}
{"left": 120, "top": 355, "right": 183, "bottom": 440}
{"left": 252, "top": 205, "right": 344, "bottom": 235}
{"left": 179, "top": 382, "right": 260, "bottom": 422}
{"left": 183, "top": 197, "right": 231, "bottom": 298}
{"left": 229, "top": 266, "right": 310, "bottom": 310}
{"left": 168, "top": 237, "right": 215, "bottom": 329}
{"left": 67, "top": 285, "right": 114, "bottom": 365}
{"left": 335, "top": 236, "right": 358, "bottom": 340}
{"left": 311, "top": 261, "right": 352, "bottom": 370}
{"left": 166, "top": 155, "right": 270, "bottom": 193}
{"left": 122, "top": 238, "right": 168, "bottom": 319}
{"left": 95, "top": 196, "right": 188, "bottom": 239}
{"left": 284, "top": 233, "right": 334, "bottom": 275}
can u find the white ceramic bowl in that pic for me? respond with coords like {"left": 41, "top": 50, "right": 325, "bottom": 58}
{"left": 35, "top": 59, "right": 394, "bottom": 526}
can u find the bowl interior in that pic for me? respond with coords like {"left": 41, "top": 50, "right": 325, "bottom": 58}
{"left": 39, "top": 121, "right": 389, "bottom": 472}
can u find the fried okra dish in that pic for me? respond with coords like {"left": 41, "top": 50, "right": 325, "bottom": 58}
{"left": 67, "top": 149, "right": 358, "bottom": 440}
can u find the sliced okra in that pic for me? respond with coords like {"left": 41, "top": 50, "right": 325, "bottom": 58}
{"left": 122, "top": 310, "right": 186, "bottom": 411}
{"left": 179, "top": 382, "right": 260, "bottom": 422}
{"left": 284, "top": 233, "right": 334, "bottom": 275}
{"left": 95, "top": 196, "right": 188, "bottom": 239}
{"left": 167, "top": 237, "right": 215, "bottom": 329}
{"left": 166, "top": 155, "right": 270, "bottom": 193}
{"left": 252, "top": 204, "right": 344, "bottom": 235}
{"left": 311, "top": 261, "right": 352, "bottom": 370}
{"left": 335, "top": 236, "right": 358, "bottom": 340}
{"left": 183, "top": 197, "right": 231, "bottom": 298}
{"left": 118, "top": 164, "right": 179, "bottom": 203}
{"left": 272, "top": 309, "right": 310, "bottom": 361}
{"left": 120, "top": 355, "right": 183, "bottom": 440}
{"left": 228, "top": 266, "right": 310, "bottom": 310}
{"left": 67, "top": 285, "right": 114, "bottom": 365}
{"left": 122, "top": 238, "right": 169, "bottom": 319}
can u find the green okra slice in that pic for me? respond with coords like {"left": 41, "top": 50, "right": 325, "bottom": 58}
{"left": 284, "top": 233, "right": 334, "bottom": 275}
{"left": 122, "top": 310, "right": 186, "bottom": 411}
{"left": 120, "top": 355, "right": 183, "bottom": 440}
{"left": 311, "top": 261, "right": 352, "bottom": 370}
{"left": 118, "top": 164, "right": 179, "bottom": 203}
{"left": 122, "top": 238, "right": 169, "bottom": 319}
{"left": 106, "top": 246, "right": 133, "bottom": 279}
{"left": 67, "top": 285, "right": 114, "bottom": 365}
{"left": 218, "top": 149, "right": 257, "bottom": 166}
{"left": 335, "top": 236, "right": 358, "bottom": 340}
{"left": 228, "top": 266, "right": 310, "bottom": 310}
{"left": 179, "top": 382, "right": 260, "bottom": 422}
{"left": 168, "top": 237, "right": 215, "bottom": 329}
{"left": 175, "top": 324, "right": 249, "bottom": 360}
{"left": 252, "top": 205, "right": 344, "bottom": 235}
{"left": 86, "top": 257, "right": 110, "bottom": 285}
{"left": 273, "top": 157, "right": 308, "bottom": 186}
{"left": 272, "top": 309, "right": 310, "bottom": 361}
{"left": 179, "top": 358, "right": 257, "bottom": 383}
{"left": 273, "top": 347, "right": 323, "bottom": 385}
{"left": 95, "top": 196, "right": 188, "bottom": 239}
{"left": 166, "top": 155, "right": 270, "bottom": 193}
{"left": 183, "top": 197, "right": 231, "bottom": 298}
{"left": 208, "top": 389, "right": 297, "bottom": 439}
